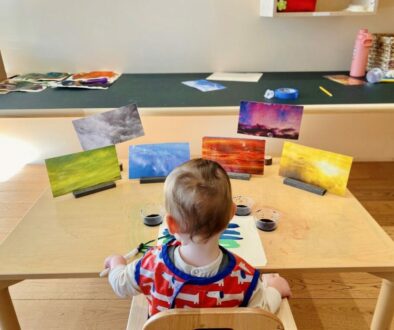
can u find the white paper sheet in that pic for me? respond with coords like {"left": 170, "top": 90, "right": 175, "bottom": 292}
{"left": 206, "top": 72, "right": 263, "bottom": 83}
{"left": 157, "top": 215, "right": 267, "bottom": 268}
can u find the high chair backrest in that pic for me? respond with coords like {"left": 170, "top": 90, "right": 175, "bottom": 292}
{"left": 143, "top": 307, "right": 285, "bottom": 330}
{"left": 127, "top": 294, "right": 297, "bottom": 330}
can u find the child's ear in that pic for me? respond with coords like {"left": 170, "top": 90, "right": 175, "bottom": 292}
{"left": 166, "top": 214, "right": 179, "bottom": 234}
{"left": 231, "top": 202, "right": 237, "bottom": 218}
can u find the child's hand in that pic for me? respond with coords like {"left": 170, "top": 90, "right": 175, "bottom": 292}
{"left": 104, "top": 255, "right": 127, "bottom": 271}
{"left": 264, "top": 274, "right": 292, "bottom": 298}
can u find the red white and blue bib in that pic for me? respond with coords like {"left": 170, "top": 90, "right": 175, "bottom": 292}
{"left": 135, "top": 240, "right": 260, "bottom": 316}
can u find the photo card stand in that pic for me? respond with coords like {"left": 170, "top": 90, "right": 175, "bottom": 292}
{"left": 73, "top": 181, "right": 116, "bottom": 198}
{"left": 227, "top": 172, "right": 251, "bottom": 181}
{"left": 140, "top": 176, "right": 166, "bottom": 184}
{"left": 264, "top": 155, "right": 273, "bottom": 166}
{"left": 283, "top": 177, "right": 326, "bottom": 196}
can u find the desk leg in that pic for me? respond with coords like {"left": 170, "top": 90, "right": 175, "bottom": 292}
{"left": 0, "top": 281, "right": 21, "bottom": 330}
{"left": 370, "top": 273, "right": 394, "bottom": 330}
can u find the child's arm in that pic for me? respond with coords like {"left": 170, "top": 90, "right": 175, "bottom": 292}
{"left": 247, "top": 274, "right": 291, "bottom": 313}
{"left": 104, "top": 255, "right": 142, "bottom": 298}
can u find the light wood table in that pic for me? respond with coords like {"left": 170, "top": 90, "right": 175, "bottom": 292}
{"left": 0, "top": 162, "right": 393, "bottom": 329}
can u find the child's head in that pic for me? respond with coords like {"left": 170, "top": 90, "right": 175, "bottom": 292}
{"left": 164, "top": 158, "right": 234, "bottom": 242}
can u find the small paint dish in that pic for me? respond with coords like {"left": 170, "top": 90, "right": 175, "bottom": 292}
{"left": 256, "top": 219, "right": 277, "bottom": 231}
{"left": 140, "top": 204, "right": 165, "bottom": 227}
{"left": 233, "top": 196, "right": 254, "bottom": 216}
{"left": 254, "top": 207, "right": 281, "bottom": 232}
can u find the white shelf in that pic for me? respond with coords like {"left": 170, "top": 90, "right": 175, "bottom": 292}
{"left": 260, "top": 0, "right": 379, "bottom": 17}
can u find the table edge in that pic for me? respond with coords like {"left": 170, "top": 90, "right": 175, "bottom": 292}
{"left": 0, "top": 103, "right": 394, "bottom": 118}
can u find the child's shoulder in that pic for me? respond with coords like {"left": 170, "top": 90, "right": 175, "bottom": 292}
{"left": 139, "top": 240, "right": 177, "bottom": 264}
{"left": 224, "top": 248, "right": 257, "bottom": 275}
{"left": 141, "top": 244, "right": 163, "bottom": 259}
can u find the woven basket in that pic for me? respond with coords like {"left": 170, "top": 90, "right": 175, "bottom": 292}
{"left": 367, "top": 33, "right": 394, "bottom": 71}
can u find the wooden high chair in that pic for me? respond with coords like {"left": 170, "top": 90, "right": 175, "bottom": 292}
{"left": 127, "top": 294, "right": 297, "bottom": 330}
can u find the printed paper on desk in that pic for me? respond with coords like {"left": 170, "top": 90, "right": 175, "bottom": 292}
{"left": 158, "top": 215, "right": 267, "bottom": 268}
{"left": 0, "top": 80, "right": 46, "bottom": 93}
{"left": 182, "top": 79, "right": 226, "bottom": 92}
{"left": 207, "top": 72, "right": 263, "bottom": 83}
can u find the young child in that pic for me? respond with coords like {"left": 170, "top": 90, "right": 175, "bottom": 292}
{"left": 104, "top": 158, "right": 291, "bottom": 316}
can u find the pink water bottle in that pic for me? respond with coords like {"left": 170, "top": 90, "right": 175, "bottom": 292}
{"left": 350, "top": 29, "right": 373, "bottom": 78}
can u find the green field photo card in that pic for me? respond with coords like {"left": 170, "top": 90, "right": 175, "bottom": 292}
{"left": 45, "top": 145, "right": 121, "bottom": 197}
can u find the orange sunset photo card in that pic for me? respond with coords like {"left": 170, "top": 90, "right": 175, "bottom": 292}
{"left": 202, "top": 137, "right": 265, "bottom": 174}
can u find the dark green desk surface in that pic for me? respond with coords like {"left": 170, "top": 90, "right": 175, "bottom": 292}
{"left": 1, "top": 72, "right": 393, "bottom": 110}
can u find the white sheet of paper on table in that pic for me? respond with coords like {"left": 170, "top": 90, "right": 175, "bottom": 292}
{"left": 206, "top": 72, "right": 263, "bottom": 83}
{"left": 157, "top": 215, "right": 267, "bottom": 268}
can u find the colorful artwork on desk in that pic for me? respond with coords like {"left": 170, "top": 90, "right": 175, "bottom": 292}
{"left": 279, "top": 141, "right": 353, "bottom": 196}
{"left": 13, "top": 72, "right": 70, "bottom": 82}
{"left": 54, "top": 80, "right": 111, "bottom": 89}
{"left": 0, "top": 80, "right": 46, "bottom": 94}
{"left": 202, "top": 137, "right": 265, "bottom": 174}
{"left": 53, "top": 71, "right": 120, "bottom": 89}
{"left": 45, "top": 145, "right": 121, "bottom": 197}
{"left": 158, "top": 216, "right": 267, "bottom": 267}
{"left": 71, "top": 71, "right": 120, "bottom": 83}
{"left": 0, "top": 82, "right": 16, "bottom": 94}
{"left": 72, "top": 104, "right": 144, "bottom": 151}
{"left": 238, "top": 101, "right": 303, "bottom": 140}
{"left": 324, "top": 74, "right": 365, "bottom": 86}
{"left": 129, "top": 143, "right": 190, "bottom": 179}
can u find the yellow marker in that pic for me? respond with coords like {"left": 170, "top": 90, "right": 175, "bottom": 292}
{"left": 319, "top": 86, "right": 333, "bottom": 97}
{"left": 381, "top": 79, "right": 394, "bottom": 83}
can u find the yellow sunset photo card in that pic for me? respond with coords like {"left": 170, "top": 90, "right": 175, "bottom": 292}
{"left": 279, "top": 142, "right": 353, "bottom": 196}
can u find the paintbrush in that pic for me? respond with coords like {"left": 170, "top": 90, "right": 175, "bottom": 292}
{"left": 99, "top": 235, "right": 171, "bottom": 278}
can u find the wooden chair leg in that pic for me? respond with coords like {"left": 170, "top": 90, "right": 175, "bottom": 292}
{"left": 371, "top": 278, "right": 394, "bottom": 330}
{"left": 127, "top": 295, "right": 149, "bottom": 330}
{"left": 277, "top": 298, "right": 297, "bottom": 330}
{"left": 0, "top": 281, "right": 21, "bottom": 330}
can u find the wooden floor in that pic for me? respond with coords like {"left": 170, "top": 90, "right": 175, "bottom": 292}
{"left": 0, "top": 162, "right": 393, "bottom": 330}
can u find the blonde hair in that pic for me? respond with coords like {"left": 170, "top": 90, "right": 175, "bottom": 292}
{"left": 164, "top": 158, "right": 233, "bottom": 241}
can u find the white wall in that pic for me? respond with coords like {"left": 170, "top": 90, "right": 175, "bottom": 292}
{"left": 1, "top": 1, "right": 393, "bottom": 163}
{"left": 1, "top": 0, "right": 393, "bottom": 74}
